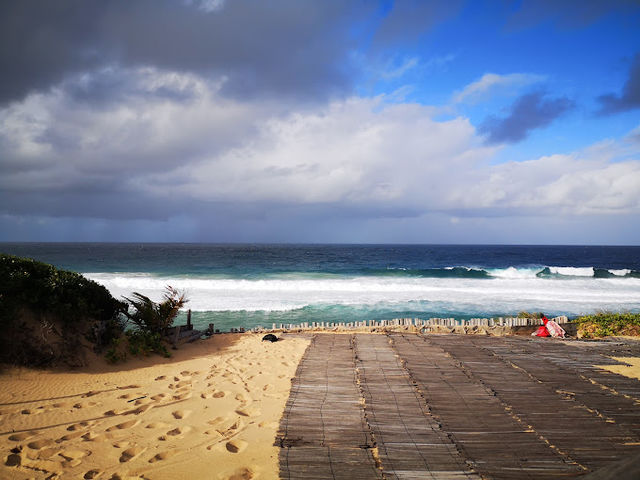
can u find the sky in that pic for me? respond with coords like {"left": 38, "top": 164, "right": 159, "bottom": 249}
{"left": 0, "top": 0, "right": 639, "bottom": 245}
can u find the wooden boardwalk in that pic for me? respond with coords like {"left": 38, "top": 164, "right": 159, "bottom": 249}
{"left": 277, "top": 333, "right": 640, "bottom": 479}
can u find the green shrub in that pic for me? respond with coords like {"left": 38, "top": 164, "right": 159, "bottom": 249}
{"left": 0, "top": 254, "right": 125, "bottom": 327}
{"left": 517, "top": 311, "right": 545, "bottom": 319}
{"left": 126, "top": 330, "right": 171, "bottom": 358}
{"left": 123, "top": 286, "right": 187, "bottom": 336}
{"left": 575, "top": 311, "right": 640, "bottom": 338}
{"left": 105, "top": 337, "right": 127, "bottom": 364}
{"left": 0, "top": 254, "right": 127, "bottom": 365}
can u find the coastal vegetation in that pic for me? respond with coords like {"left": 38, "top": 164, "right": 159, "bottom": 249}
{"left": 517, "top": 311, "right": 545, "bottom": 319}
{"left": 0, "top": 254, "right": 188, "bottom": 366}
{"left": 0, "top": 254, "right": 126, "bottom": 366}
{"left": 107, "top": 287, "right": 188, "bottom": 362}
{"left": 575, "top": 311, "right": 640, "bottom": 338}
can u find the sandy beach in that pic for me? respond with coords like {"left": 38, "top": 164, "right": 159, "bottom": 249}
{"left": 0, "top": 334, "right": 310, "bottom": 480}
{"left": 3, "top": 331, "right": 640, "bottom": 480}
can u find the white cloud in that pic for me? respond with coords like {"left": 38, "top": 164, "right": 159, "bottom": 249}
{"left": 453, "top": 72, "right": 546, "bottom": 104}
{"left": 1, "top": 67, "right": 639, "bottom": 224}
{"left": 153, "top": 97, "right": 496, "bottom": 209}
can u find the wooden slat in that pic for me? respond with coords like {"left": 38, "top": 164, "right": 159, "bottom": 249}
{"left": 477, "top": 337, "right": 640, "bottom": 438}
{"left": 391, "top": 334, "right": 584, "bottom": 479}
{"left": 425, "top": 335, "right": 640, "bottom": 473}
{"left": 354, "top": 333, "right": 480, "bottom": 479}
{"left": 278, "top": 333, "right": 640, "bottom": 479}
{"left": 276, "top": 334, "right": 382, "bottom": 479}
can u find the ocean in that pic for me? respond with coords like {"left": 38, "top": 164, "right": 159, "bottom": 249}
{"left": 2, "top": 243, "right": 640, "bottom": 331}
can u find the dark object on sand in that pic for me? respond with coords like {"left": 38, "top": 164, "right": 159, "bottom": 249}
{"left": 262, "top": 334, "right": 278, "bottom": 342}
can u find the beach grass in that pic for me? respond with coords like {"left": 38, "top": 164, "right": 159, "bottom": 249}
{"left": 575, "top": 311, "right": 640, "bottom": 338}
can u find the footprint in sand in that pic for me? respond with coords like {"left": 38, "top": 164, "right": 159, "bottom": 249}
{"left": 82, "top": 432, "right": 102, "bottom": 442}
{"left": 106, "top": 419, "right": 140, "bottom": 431}
{"left": 82, "top": 390, "right": 101, "bottom": 398}
{"left": 104, "top": 409, "right": 125, "bottom": 416}
{"left": 146, "top": 422, "right": 172, "bottom": 429}
{"left": 218, "top": 418, "right": 243, "bottom": 437}
{"left": 207, "top": 416, "right": 229, "bottom": 427}
{"left": 84, "top": 469, "right": 101, "bottom": 479}
{"left": 154, "top": 375, "right": 166, "bottom": 381}
{"left": 228, "top": 467, "right": 254, "bottom": 480}
{"left": 118, "top": 393, "right": 135, "bottom": 400}
{"left": 112, "top": 441, "right": 130, "bottom": 449}
{"left": 258, "top": 421, "right": 278, "bottom": 429}
{"left": 117, "top": 384, "right": 141, "bottom": 390}
{"left": 27, "top": 438, "right": 55, "bottom": 450}
{"left": 150, "top": 393, "right": 167, "bottom": 401}
{"left": 57, "top": 430, "right": 85, "bottom": 442}
{"left": 172, "top": 392, "right": 192, "bottom": 401}
{"left": 235, "top": 407, "right": 261, "bottom": 417}
{"left": 68, "top": 421, "right": 92, "bottom": 431}
{"left": 149, "top": 450, "right": 178, "bottom": 463}
{"left": 37, "top": 447, "right": 59, "bottom": 460}
{"left": 59, "top": 449, "right": 89, "bottom": 466}
{"left": 5, "top": 447, "right": 22, "bottom": 467}
{"left": 159, "top": 425, "right": 192, "bottom": 440}
{"left": 225, "top": 439, "right": 248, "bottom": 453}
{"left": 8, "top": 431, "right": 38, "bottom": 441}
{"left": 128, "top": 404, "right": 153, "bottom": 415}
{"left": 172, "top": 410, "right": 191, "bottom": 420}
{"left": 167, "top": 426, "right": 192, "bottom": 436}
{"left": 201, "top": 390, "right": 226, "bottom": 399}
{"left": 120, "top": 446, "right": 146, "bottom": 463}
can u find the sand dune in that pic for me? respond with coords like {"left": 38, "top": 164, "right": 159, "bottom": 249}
{"left": 0, "top": 333, "right": 309, "bottom": 480}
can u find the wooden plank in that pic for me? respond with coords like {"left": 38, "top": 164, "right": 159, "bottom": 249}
{"left": 276, "top": 334, "right": 382, "bottom": 479}
{"left": 391, "top": 334, "right": 584, "bottom": 479}
{"left": 477, "top": 337, "right": 640, "bottom": 438}
{"left": 354, "top": 333, "right": 480, "bottom": 479}
{"left": 425, "top": 335, "right": 640, "bottom": 474}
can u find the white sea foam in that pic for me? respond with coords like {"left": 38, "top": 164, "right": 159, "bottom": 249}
{"left": 488, "top": 267, "right": 540, "bottom": 279}
{"left": 86, "top": 271, "right": 640, "bottom": 316}
{"left": 547, "top": 266, "right": 594, "bottom": 277}
{"left": 610, "top": 269, "right": 631, "bottom": 276}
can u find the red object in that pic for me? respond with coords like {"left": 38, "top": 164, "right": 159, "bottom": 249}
{"left": 535, "top": 315, "right": 550, "bottom": 336}
{"left": 534, "top": 325, "right": 550, "bottom": 337}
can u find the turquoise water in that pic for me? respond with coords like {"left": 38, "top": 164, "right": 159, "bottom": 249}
{"left": 3, "top": 243, "right": 640, "bottom": 331}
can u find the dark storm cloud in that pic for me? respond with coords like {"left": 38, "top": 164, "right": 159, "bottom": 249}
{"left": 598, "top": 53, "right": 640, "bottom": 115}
{"left": 506, "top": 0, "right": 640, "bottom": 30}
{"left": 479, "top": 91, "right": 574, "bottom": 144}
{"left": 0, "top": 0, "right": 373, "bottom": 105}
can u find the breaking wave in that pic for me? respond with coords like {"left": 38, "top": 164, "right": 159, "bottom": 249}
{"left": 86, "top": 268, "right": 640, "bottom": 317}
